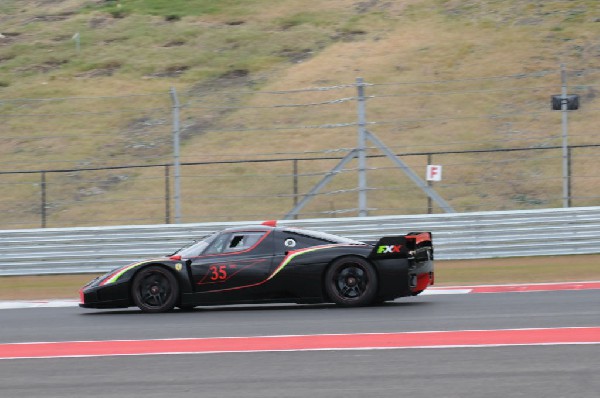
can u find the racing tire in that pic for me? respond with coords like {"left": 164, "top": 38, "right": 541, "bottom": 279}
{"left": 325, "top": 257, "right": 378, "bottom": 307}
{"left": 131, "top": 266, "right": 179, "bottom": 313}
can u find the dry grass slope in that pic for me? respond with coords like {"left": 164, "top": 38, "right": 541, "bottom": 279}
{"left": 0, "top": 0, "right": 598, "bottom": 228}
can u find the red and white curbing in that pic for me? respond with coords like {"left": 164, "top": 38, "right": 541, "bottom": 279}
{"left": 429, "top": 280, "right": 600, "bottom": 294}
{"left": 0, "top": 299, "right": 79, "bottom": 309}
{"left": 1, "top": 327, "right": 599, "bottom": 359}
{"left": 1, "top": 281, "right": 599, "bottom": 310}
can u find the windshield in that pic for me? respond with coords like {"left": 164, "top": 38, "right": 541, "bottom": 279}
{"left": 171, "top": 233, "right": 218, "bottom": 258}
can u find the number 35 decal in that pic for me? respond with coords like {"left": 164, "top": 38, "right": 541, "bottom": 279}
{"left": 209, "top": 265, "right": 228, "bottom": 281}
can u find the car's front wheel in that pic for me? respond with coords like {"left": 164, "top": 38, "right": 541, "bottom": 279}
{"left": 131, "top": 266, "right": 179, "bottom": 313}
{"left": 325, "top": 257, "right": 378, "bottom": 307}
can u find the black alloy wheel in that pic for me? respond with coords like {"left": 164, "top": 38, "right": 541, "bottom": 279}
{"left": 325, "top": 257, "right": 378, "bottom": 307}
{"left": 131, "top": 266, "right": 179, "bottom": 313}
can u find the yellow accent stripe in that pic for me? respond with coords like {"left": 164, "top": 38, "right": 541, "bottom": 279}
{"left": 267, "top": 245, "right": 340, "bottom": 280}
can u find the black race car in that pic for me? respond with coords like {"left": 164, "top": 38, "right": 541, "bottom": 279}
{"left": 80, "top": 221, "right": 434, "bottom": 313}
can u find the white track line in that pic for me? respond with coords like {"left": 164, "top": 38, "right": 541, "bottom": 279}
{"left": 0, "top": 299, "right": 79, "bottom": 309}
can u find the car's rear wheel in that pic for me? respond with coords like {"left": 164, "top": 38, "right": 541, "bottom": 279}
{"left": 325, "top": 257, "right": 378, "bottom": 307}
{"left": 131, "top": 266, "right": 179, "bottom": 313}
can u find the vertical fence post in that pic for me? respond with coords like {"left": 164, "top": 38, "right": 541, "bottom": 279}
{"left": 41, "top": 171, "right": 47, "bottom": 228}
{"left": 292, "top": 159, "right": 298, "bottom": 220}
{"left": 356, "top": 77, "right": 368, "bottom": 217}
{"left": 427, "top": 154, "right": 433, "bottom": 214}
{"left": 165, "top": 165, "right": 171, "bottom": 224}
{"left": 170, "top": 87, "right": 182, "bottom": 223}
{"left": 567, "top": 146, "right": 572, "bottom": 207}
{"left": 560, "top": 64, "right": 570, "bottom": 208}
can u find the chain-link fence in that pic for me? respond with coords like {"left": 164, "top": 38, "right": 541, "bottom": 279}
{"left": 1, "top": 67, "right": 599, "bottom": 229}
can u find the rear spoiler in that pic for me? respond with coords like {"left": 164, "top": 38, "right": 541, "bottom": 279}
{"left": 368, "top": 232, "right": 433, "bottom": 262}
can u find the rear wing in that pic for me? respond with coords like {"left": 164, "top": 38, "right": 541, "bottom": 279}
{"left": 368, "top": 232, "right": 433, "bottom": 262}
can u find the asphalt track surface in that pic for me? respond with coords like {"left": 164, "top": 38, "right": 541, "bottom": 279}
{"left": 1, "top": 288, "right": 599, "bottom": 397}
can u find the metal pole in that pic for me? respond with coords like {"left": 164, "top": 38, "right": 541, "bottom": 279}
{"left": 165, "top": 165, "right": 171, "bottom": 224}
{"left": 427, "top": 154, "right": 433, "bottom": 214}
{"left": 41, "top": 171, "right": 47, "bottom": 228}
{"left": 560, "top": 64, "right": 570, "bottom": 208}
{"left": 284, "top": 150, "right": 358, "bottom": 220}
{"left": 567, "top": 146, "right": 572, "bottom": 207}
{"left": 356, "top": 77, "right": 368, "bottom": 217}
{"left": 365, "top": 130, "right": 455, "bottom": 213}
{"left": 293, "top": 159, "right": 298, "bottom": 220}
{"left": 72, "top": 32, "right": 80, "bottom": 54}
{"left": 170, "top": 87, "right": 182, "bottom": 223}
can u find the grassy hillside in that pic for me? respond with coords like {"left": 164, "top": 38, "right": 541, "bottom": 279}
{"left": 0, "top": 0, "right": 598, "bottom": 228}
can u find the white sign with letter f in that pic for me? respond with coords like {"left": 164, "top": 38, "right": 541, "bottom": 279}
{"left": 426, "top": 165, "right": 442, "bottom": 181}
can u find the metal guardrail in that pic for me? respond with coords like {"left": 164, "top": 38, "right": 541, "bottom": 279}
{"left": 1, "top": 207, "right": 600, "bottom": 276}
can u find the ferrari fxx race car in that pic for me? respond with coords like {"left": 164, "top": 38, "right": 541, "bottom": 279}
{"left": 80, "top": 221, "right": 434, "bottom": 313}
